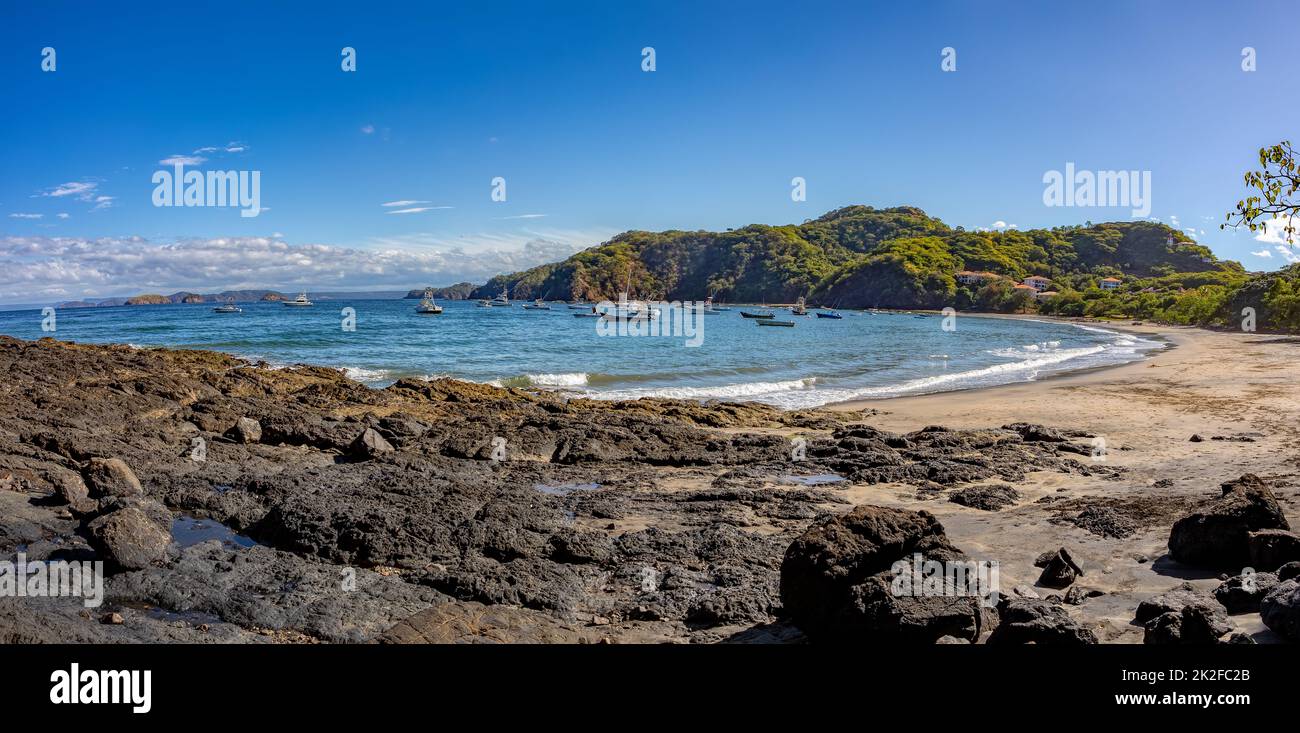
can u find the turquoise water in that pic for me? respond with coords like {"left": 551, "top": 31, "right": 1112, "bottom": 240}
{"left": 0, "top": 300, "right": 1162, "bottom": 409}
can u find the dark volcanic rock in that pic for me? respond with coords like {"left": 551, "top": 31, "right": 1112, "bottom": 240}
{"left": 52, "top": 469, "right": 89, "bottom": 504}
{"left": 1278, "top": 561, "right": 1300, "bottom": 582}
{"left": 1167, "top": 474, "right": 1290, "bottom": 568}
{"left": 1213, "top": 571, "right": 1279, "bottom": 614}
{"left": 1035, "top": 547, "right": 1084, "bottom": 589}
{"left": 1067, "top": 505, "right": 1138, "bottom": 539}
{"left": 1135, "top": 583, "right": 1231, "bottom": 644}
{"left": 1247, "top": 529, "right": 1300, "bottom": 571}
{"left": 1064, "top": 586, "right": 1104, "bottom": 605}
{"left": 81, "top": 457, "right": 143, "bottom": 498}
{"left": 348, "top": 428, "right": 394, "bottom": 460}
{"left": 780, "top": 505, "right": 982, "bottom": 642}
{"left": 986, "top": 597, "right": 1097, "bottom": 645}
{"left": 1260, "top": 579, "right": 1300, "bottom": 640}
{"left": 86, "top": 507, "right": 170, "bottom": 570}
{"left": 948, "top": 484, "right": 1021, "bottom": 511}
{"left": 226, "top": 417, "right": 262, "bottom": 444}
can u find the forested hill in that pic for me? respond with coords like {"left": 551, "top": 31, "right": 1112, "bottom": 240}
{"left": 470, "top": 206, "right": 1239, "bottom": 309}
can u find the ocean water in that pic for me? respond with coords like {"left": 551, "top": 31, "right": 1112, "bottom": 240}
{"left": 0, "top": 300, "right": 1163, "bottom": 410}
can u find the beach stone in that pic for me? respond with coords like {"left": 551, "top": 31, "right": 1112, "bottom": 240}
{"left": 1213, "top": 571, "right": 1279, "bottom": 614}
{"left": 935, "top": 635, "right": 969, "bottom": 644}
{"left": 1135, "top": 582, "right": 1231, "bottom": 644}
{"left": 81, "top": 457, "right": 142, "bottom": 498}
{"left": 1260, "top": 579, "right": 1300, "bottom": 640}
{"left": 1063, "top": 586, "right": 1104, "bottom": 605}
{"left": 349, "top": 428, "right": 394, "bottom": 460}
{"left": 226, "top": 417, "right": 262, "bottom": 444}
{"left": 986, "top": 597, "right": 1097, "bottom": 645}
{"left": 779, "top": 505, "right": 982, "bottom": 643}
{"left": 1278, "top": 561, "right": 1300, "bottom": 582}
{"left": 86, "top": 506, "right": 171, "bottom": 570}
{"left": 1167, "top": 474, "right": 1290, "bottom": 568}
{"left": 1247, "top": 529, "right": 1300, "bottom": 571}
{"left": 1035, "top": 547, "right": 1084, "bottom": 589}
{"left": 948, "top": 483, "right": 1021, "bottom": 511}
{"left": 51, "top": 469, "right": 89, "bottom": 504}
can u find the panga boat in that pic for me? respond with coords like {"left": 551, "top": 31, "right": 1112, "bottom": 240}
{"left": 415, "top": 291, "right": 443, "bottom": 314}
{"left": 816, "top": 311, "right": 843, "bottom": 319}
{"left": 523, "top": 298, "right": 551, "bottom": 310}
{"left": 702, "top": 295, "right": 731, "bottom": 313}
{"left": 567, "top": 301, "right": 591, "bottom": 309}
{"left": 212, "top": 301, "right": 241, "bottom": 313}
{"left": 476, "top": 299, "right": 493, "bottom": 308}
{"left": 573, "top": 308, "right": 601, "bottom": 318}
{"left": 740, "top": 309, "right": 775, "bottom": 319}
{"left": 283, "top": 292, "right": 314, "bottom": 307}
{"left": 757, "top": 319, "right": 795, "bottom": 327}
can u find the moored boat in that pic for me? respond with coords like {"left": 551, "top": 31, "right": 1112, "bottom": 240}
{"left": 283, "top": 292, "right": 314, "bottom": 307}
{"left": 415, "top": 290, "right": 443, "bottom": 314}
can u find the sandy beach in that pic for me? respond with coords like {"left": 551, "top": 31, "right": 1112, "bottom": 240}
{"left": 827, "top": 319, "right": 1300, "bottom": 641}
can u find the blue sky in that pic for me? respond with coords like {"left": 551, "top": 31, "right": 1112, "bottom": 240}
{"left": 1, "top": 0, "right": 1296, "bottom": 303}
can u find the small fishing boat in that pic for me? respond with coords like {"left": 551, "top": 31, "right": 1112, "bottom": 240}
{"left": 740, "top": 310, "right": 775, "bottom": 319}
{"left": 573, "top": 308, "right": 601, "bottom": 318}
{"left": 212, "top": 300, "right": 241, "bottom": 313}
{"left": 476, "top": 299, "right": 493, "bottom": 308}
{"left": 283, "top": 292, "right": 313, "bottom": 307}
{"left": 757, "top": 319, "right": 795, "bottom": 327}
{"left": 816, "top": 311, "right": 843, "bottom": 319}
{"left": 415, "top": 290, "right": 443, "bottom": 314}
{"left": 567, "top": 300, "right": 591, "bottom": 310}
{"left": 523, "top": 298, "right": 551, "bottom": 310}
{"left": 791, "top": 297, "right": 808, "bottom": 316}
{"left": 490, "top": 288, "right": 512, "bottom": 307}
{"left": 702, "top": 295, "right": 731, "bottom": 312}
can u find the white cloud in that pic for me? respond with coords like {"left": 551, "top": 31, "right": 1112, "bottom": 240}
{"left": 57, "top": 213, "right": 70, "bottom": 219}
{"left": 360, "top": 124, "right": 375, "bottom": 135}
{"left": 0, "top": 232, "right": 609, "bottom": 302}
{"left": 193, "top": 142, "right": 247, "bottom": 154}
{"left": 993, "top": 220, "right": 1007, "bottom": 228}
{"left": 9, "top": 213, "right": 43, "bottom": 219}
{"left": 498, "top": 213, "right": 547, "bottom": 220}
{"left": 1254, "top": 216, "right": 1299, "bottom": 245}
{"left": 41, "top": 181, "right": 98, "bottom": 199}
{"left": 92, "top": 196, "right": 114, "bottom": 211}
{"left": 1273, "top": 246, "right": 1300, "bottom": 264}
{"left": 386, "top": 207, "right": 451, "bottom": 215}
{"left": 1251, "top": 249, "right": 1272, "bottom": 258}
{"left": 159, "top": 155, "right": 207, "bottom": 167}
{"left": 381, "top": 200, "right": 431, "bottom": 207}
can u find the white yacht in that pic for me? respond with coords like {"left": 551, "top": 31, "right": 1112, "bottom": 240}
{"left": 522, "top": 298, "right": 551, "bottom": 310}
{"left": 283, "top": 291, "right": 314, "bottom": 307}
{"left": 490, "top": 288, "right": 511, "bottom": 307}
{"left": 415, "top": 290, "right": 443, "bottom": 314}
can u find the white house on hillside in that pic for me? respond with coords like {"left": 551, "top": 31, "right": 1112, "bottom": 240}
{"left": 1022, "top": 275, "right": 1051, "bottom": 291}
{"left": 1099, "top": 277, "right": 1121, "bottom": 290}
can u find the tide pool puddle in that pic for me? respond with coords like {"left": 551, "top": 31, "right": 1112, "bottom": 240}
{"left": 171, "top": 515, "right": 258, "bottom": 550}
{"left": 780, "top": 473, "right": 846, "bottom": 486}
{"left": 533, "top": 482, "right": 602, "bottom": 497}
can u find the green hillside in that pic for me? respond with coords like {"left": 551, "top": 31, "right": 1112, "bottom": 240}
{"left": 472, "top": 206, "right": 1239, "bottom": 313}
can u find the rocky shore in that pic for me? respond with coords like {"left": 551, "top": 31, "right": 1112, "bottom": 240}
{"left": 1, "top": 333, "right": 1297, "bottom": 643}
